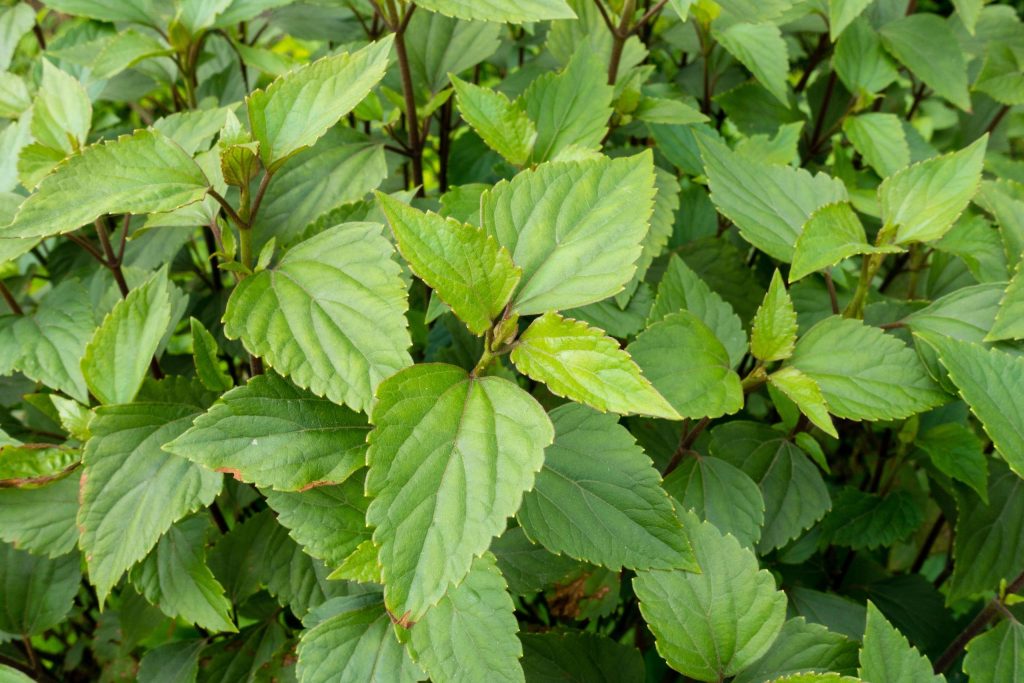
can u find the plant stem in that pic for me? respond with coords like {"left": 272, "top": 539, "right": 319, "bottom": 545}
{"left": 0, "top": 281, "right": 23, "bottom": 315}
{"left": 823, "top": 271, "right": 840, "bottom": 314}
{"left": 664, "top": 416, "right": 711, "bottom": 476}
{"left": 933, "top": 569, "right": 1024, "bottom": 674}
{"left": 207, "top": 189, "right": 247, "bottom": 230}
{"left": 606, "top": 0, "right": 634, "bottom": 85}
{"left": 983, "top": 104, "right": 1011, "bottom": 137}
{"left": 385, "top": 0, "right": 424, "bottom": 195}
{"left": 844, "top": 251, "right": 888, "bottom": 319}
{"left": 910, "top": 512, "right": 945, "bottom": 574}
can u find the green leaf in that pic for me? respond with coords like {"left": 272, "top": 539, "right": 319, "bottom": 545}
{"left": 987, "top": 259, "right": 1024, "bottom": 341}
{"left": 365, "top": 363, "right": 553, "bottom": 621}
{"left": 38, "top": 0, "right": 162, "bottom": 23}
{"left": 296, "top": 596, "right": 424, "bottom": 683}
{"left": 819, "top": 488, "right": 924, "bottom": 551}
{"left": 790, "top": 202, "right": 902, "bottom": 283}
{"left": 834, "top": 18, "right": 898, "bottom": 96}
{"left": 664, "top": 455, "right": 765, "bottom": 548}
{"left": 248, "top": 37, "right": 393, "bottom": 169}
{"left": 829, "top": 0, "right": 874, "bottom": 40}
{"left": 451, "top": 76, "right": 535, "bottom": 167}
{"left": 920, "top": 335, "right": 1024, "bottom": 478}
{"left": 963, "top": 619, "right": 1024, "bottom": 683}
{"left": 91, "top": 29, "right": 170, "bottom": 79}
{"left": 634, "top": 510, "right": 787, "bottom": 681}
{"left": 948, "top": 462, "right": 1024, "bottom": 603}
{"left": 32, "top": 60, "right": 91, "bottom": 155}
{"left": 709, "top": 422, "right": 832, "bottom": 552}
{"left": 880, "top": 136, "right": 987, "bottom": 245}
{"left": 0, "top": 4, "right": 34, "bottom": 71}
{"left": 733, "top": 618, "right": 859, "bottom": 683}
{"left": 858, "top": 602, "right": 943, "bottom": 683}
{"left": 0, "top": 542, "right": 80, "bottom": 636}
{"left": 223, "top": 222, "right": 412, "bottom": 413}
{"left": 406, "top": 554, "right": 522, "bottom": 683}
{"left": 521, "top": 632, "right": 643, "bottom": 682}
{"left": 263, "top": 475, "right": 370, "bottom": 567}
{"left": 3, "top": 129, "right": 210, "bottom": 240}
{"left": 628, "top": 311, "right": 744, "bottom": 419}
{"left": 752, "top": 270, "right": 797, "bottom": 362}
{"left": 0, "top": 444, "right": 80, "bottom": 486}
{"left": 974, "top": 41, "right": 1024, "bottom": 106}
{"left": 78, "top": 380, "right": 222, "bottom": 603}
{"left": 768, "top": 367, "right": 838, "bottom": 438}
{"left": 715, "top": 23, "right": 789, "bottom": 105}
{"left": 82, "top": 268, "right": 174, "bottom": 406}
{"left": 699, "top": 136, "right": 848, "bottom": 262}
{"left": 617, "top": 166, "right": 680, "bottom": 306}
{"left": 511, "top": 313, "right": 679, "bottom": 420}
{"left": 879, "top": 14, "right": 971, "bottom": 111}
{"left": 0, "top": 72, "right": 30, "bottom": 119}
{"left": 489, "top": 527, "right": 579, "bottom": 596}
{"left": 843, "top": 113, "right": 910, "bottom": 178}
{"left": 917, "top": 423, "right": 988, "bottom": 503}
{"left": 0, "top": 475, "right": 79, "bottom": 557}
{"left": 378, "top": 193, "right": 521, "bottom": 336}
{"left": 131, "top": 516, "right": 236, "bottom": 632}
{"left": 787, "top": 317, "right": 945, "bottom": 421}
{"left": 480, "top": 152, "right": 656, "bottom": 315}
{"left": 521, "top": 49, "right": 613, "bottom": 162}
{"left": 648, "top": 254, "right": 748, "bottom": 367}
{"left": 518, "top": 403, "right": 695, "bottom": 570}
{"left": 190, "top": 317, "right": 232, "bottom": 392}
{"left": 166, "top": 373, "right": 370, "bottom": 492}
{"left": 405, "top": 11, "right": 501, "bottom": 93}
{"left": 137, "top": 640, "right": 205, "bottom": 683}
{"left": 414, "top": 0, "right": 575, "bottom": 22}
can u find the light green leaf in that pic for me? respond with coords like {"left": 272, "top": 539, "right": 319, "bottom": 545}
{"left": 974, "top": 41, "right": 1024, "bottom": 106}
{"left": 3, "top": 129, "right": 210, "bottom": 240}
{"left": 843, "top": 113, "right": 910, "bottom": 178}
{"left": 248, "top": 37, "right": 393, "bottom": 169}
{"left": 664, "top": 455, "right": 765, "bottom": 548}
{"left": 715, "top": 22, "right": 789, "bottom": 105}
{"left": 0, "top": 4, "right": 34, "bottom": 71}
{"left": 617, "top": 166, "right": 680, "bottom": 306}
{"left": 879, "top": 14, "right": 971, "bottom": 110}
{"left": 520, "top": 631, "right": 645, "bottom": 683}
{"left": 787, "top": 317, "right": 945, "bottom": 421}
{"left": 137, "top": 640, "right": 205, "bottom": 683}
{"left": 834, "top": 18, "right": 898, "bottom": 96}
{"left": 917, "top": 423, "right": 988, "bottom": 503}
{"left": 0, "top": 72, "right": 30, "bottom": 118}
{"left": 378, "top": 192, "right": 520, "bottom": 336}
{"left": 152, "top": 106, "right": 237, "bottom": 156}
{"left": 987, "top": 259, "right": 1024, "bottom": 341}
{"left": 920, "top": 335, "right": 1024, "bottom": 478}
{"left": 634, "top": 510, "right": 787, "bottom": 681}
{"left": 733, "top": 618, "right": 859, "bottom": 683}
{"left": 328, "top": 539, "right": 382, "bottom": 584}
{"left": 0, "top": 444, "right": 80, "bottom": 485}
{"left": 511, "top": 313, "right": 680, "bottom": 419}
{"left": 481, "top": 152, "right": 656, "bottom": 315}
{"left": 858, "top": 602, "right": 943, "bottom": 683}
{"left": 0, "top": 476, "right": 79, "bottom": 558}
{"left": 648, "top": 254, "right": 747, "bottom": 367}
{"left": 92, "top": 29, "right": 170, "bottom": 79}
{"left": 297, "top": 596, "right": 424, "bottom": 683}
{"left": 406, "top": 554, "right": 523, "bottom": 683}
{"left": 213, "top": 0, "right": 294, "bottom": 26}
{"left": 829, "top": 0, "right": 874, "bottom": 40}
{"left": 82, "top": 269, "right": 173, "bottom": 406}
{"left": 39, "top": 0, "right": 162, "bottom": 23}
{"left": 414, "top": 0, "right": 575, "bottom": 22}
{"left": 263, "top": 475, "right": 370, "bottom": 567}
{"left": 131, "top": 516, "right": 235, "bottom": 632}
{"left": 769, "top": 367, "right": 838, "bottom": 438}
{"left": 451, "top": 76, "right": 535, "bottom": 167}
{"left": 628, "top": 311, "right": 744, "bottom": 419}
{"left": 365, "top": 364, "right": 553, "bottom": 621}
{"left": 521, "top": 49, "right": 613, "bottom": 162}
{"left": 963, "top": 619, "right": 1024, "bottom": 683}
{"left": 790, "top": 202, "right": 902, "bottom": 283}
{"left": 166, "top": 373, "right": 370, "bottom": 492}
{"left": 78, "top": 380, "right": 222, "bottom": 603}
{"left": 880, "top": 136, "right": 987, "bottom": 245}
{"left": 189, "top": 317, "right": 232, "bottom": 392}
{"left": 32, "top": 60, "right": 91, "bottom": 154}
{"left": 405, "top": 11, "right": 501, "bottom": 93}
{"left": 699, "top": 136, "right": 848, "bottom": 262}
{"left": 820, "top": 488, "right": 924, "bottom": 551}
{"left": 752, "top": 270, "right": 797, "bottom": 362}
{"left": 223, "top": 222, "right": 412, "bottom": 413}
{"left": 518, "top": 403, "right": 695, "bottom": 569}
{"left": 0, "top": 542, "right": 80, "bottom": 636}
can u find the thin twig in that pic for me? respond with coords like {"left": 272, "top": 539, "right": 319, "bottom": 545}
{"left": 630, "top": 0, "right": 670, "bottom": 34}
{"left": 823, "top": 271, "right": 840, "bottom": 315}
{"left": 0, "top": 281, "right": 24, "bottom": 315}
{"left": 208, "top": 189, "right": 247, "bottom": 229}
{"left": 663, "top": 416, "right": 711, "bottom": 476}
{"left": 934, "top": 570, "right": 1024, "bottom": 673}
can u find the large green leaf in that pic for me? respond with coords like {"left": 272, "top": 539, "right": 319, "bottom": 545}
{"left": 699, "top": 136, "right": 847, "bottom": 262}
{"left": 921, "top": 335, "right": 1024, "bottom": 477}
{"left": 511, "top": 313, "right": 679, "bottom": 419}
{"left": 878, "top": 14, "right": 970, "bottom": 110}
{"left": 379, "top": 193, "right": 520, "bottom": 335}
{"left": 223, "top": 222, "right": 411, "bottom": 413}
{"left": 787, "top": 317, "right": 945, "bottom": 421}
{"left": 451, "top": 76, "right": 535, "bottom": 167}
{"left": 0, "top": 475, "right": 79, "bottom": 558}
{"left": 3, "top": 129, "right": 210, "bottom": 240}
{"left": 634, "top": 510, "right": 787, "bottom": 681}
{"left": 414, "top": 0, "right": 575, "bottom": 22}
{"left": 166, "top": 373, "right": 369, "bottom": 492}
{"left": 733, "top": 618, "right": 858, "bottom": 683}
{"left": 963, "top": 619, "right": 1024, "bottom": 683}
{"left": 247, "top": 37, "right": 393, "bottom": 169}
{"left": 39, "top": 0, "right": 162, "bottom": 23}
{"left": 406, "top": 554, "right": 522, "bottom": 683}
{"left": 628, "top": 311, "right": 744, "bottom": 419}
{"left": 78, "top": 380, "right": 222, "bottom": 603}
{"left": 520, "top": 631, "right": 645, "bottom": 682}
{"left": 879, "top": 136, "right": 987, "bottom": 245}
{"left": 664, "top": 455, "right": 765, "bottom": 548}
{"left": 31, "top": 60, "right": 91, "bottom": 156}
{"left": 858, "top": 602, "right": 943, "bottom": 683}
{"left": 616, "top": 166, "right": 679, "bottom": 306}
{"left": 829, "top": 0, "right": 874, "bottom": 39}
{"left": 752, "top": 270, "right": 797, "bottom": 362}
{"left": 790, "top": 202, "right": 901, "bottom": 283}
{"left": 917, "top": 423, "right": 988, "bottom": 503}
{"left": 480, "top": 152, "right": 656, "bottom": 314}
{"left": 137, "top": 640, "right": 205, "bottom": 683}
{"left": 82, "top": 269, "right": 174, "bottom": 406}
{"left": 518, "top": 403, "right": 695, "bottom": 570}
{"left": 405, "top": 11, "right": 501, "bottom": 93}
{"left": 819, "top": 488, "right": 924, "bottom": 551}
{"left": 365, "top": 363, "right": 553, "bottom": 622}
{"left": 987, "top": 260, "right": 1024, "bottom": 341}
{"left": 834, "top": 18, "right": 898, "bottom": 96}
{"left": 0, "top": 542, "right": 80, "bottom": 637}
{"left": 843, "top": 113, "right": 909, "bottom": 179}
{"left": 715, "top": 22, "right": 789, "bottom": 105}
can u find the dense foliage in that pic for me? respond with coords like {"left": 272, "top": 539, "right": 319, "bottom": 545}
{"left": 0, "top": 0, "right": 1022, "bottom": 681}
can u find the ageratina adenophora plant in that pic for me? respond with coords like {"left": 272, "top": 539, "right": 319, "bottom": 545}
{"left": 0, "top": 0, "right": 1022, "bottom": 681}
